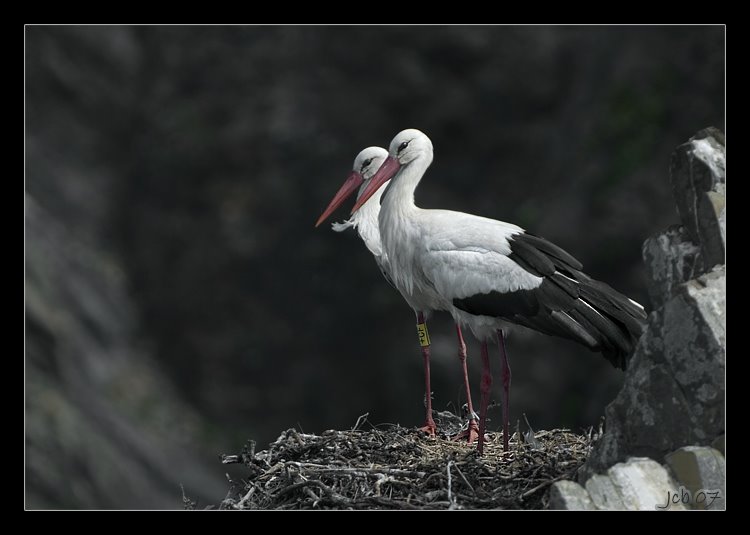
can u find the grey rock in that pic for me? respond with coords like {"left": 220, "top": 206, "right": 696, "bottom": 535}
{"left": 581, "top": 129, "right": 726, "bottom": 483}
{"left": 665, "top": 447, "right": 726, "bottom": 510}
{"left": 606, "top": 457, "right": 686, "bottom": 510}
{"left": 583, "top": 265, "right": 726, "bottom": 479}
{"left": 711, "top": 434, "right": 725, "bottom": 456}
{"left": 585, "top": 474, "right": 627, "bottom": 510}
{"left": 669, "top": 127, "right": 726, "bottom": 270}
{"left": 582, "top": 458, "right": 687, "bottom": 510}
{"left": 580, "top": 452, "right": 725, "bottom": 510}
{"left": 548, "top": 480, "right": 597, "bottom": 510}
{"left": 642, "top": 225, "right": 702, "bottom": 310}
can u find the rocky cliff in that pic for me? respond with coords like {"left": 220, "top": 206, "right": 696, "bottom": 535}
{"left": 25, "top": 196, "right": 225, "bottom": 508}
{"left": 584, "top": 127, "right": 725, "bottom": 474}
{"left": 550, "top": 127, "right": 726, "bottom": 509}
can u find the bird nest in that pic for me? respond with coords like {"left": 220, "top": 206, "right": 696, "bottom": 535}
{"left": 215, "top": 413, "right": 594, "bottom": 510}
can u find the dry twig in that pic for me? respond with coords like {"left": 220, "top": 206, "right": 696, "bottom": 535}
{"left": 217, "top": 420, "right": 591, "bottom": 510}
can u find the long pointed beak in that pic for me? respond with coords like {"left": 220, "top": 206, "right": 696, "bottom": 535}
{"left": 315, "top": 171, "right": 364, "bottom": 227}
{"left": 350, "top": 156, "right": 401, "bottom": 214}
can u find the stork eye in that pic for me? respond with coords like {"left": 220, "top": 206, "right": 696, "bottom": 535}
{"left": 361, "top": 158, "right": 373, "bottom": 170}
{"left": 397, "top": 141, "right": 410, "bottom": 154}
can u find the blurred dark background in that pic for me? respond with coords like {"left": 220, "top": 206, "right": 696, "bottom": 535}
{"left": 25, "top": 25, "right": 724, "bottom": 509}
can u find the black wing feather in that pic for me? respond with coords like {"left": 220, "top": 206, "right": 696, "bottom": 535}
{"left": 452, "top": 231, "right": 647, "bottom": 370}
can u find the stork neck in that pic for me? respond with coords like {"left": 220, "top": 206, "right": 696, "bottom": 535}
{"left": 377, "top": 152, "right": 432, "bottom": 301}
{"left": 352, "top": 184, "right": 384, "bottom": 257}
{"left": 380, "top": 154, "right": 430, "bottom": 219}
{"left": 378, "top": 153, "right": 432, "bottom": 267}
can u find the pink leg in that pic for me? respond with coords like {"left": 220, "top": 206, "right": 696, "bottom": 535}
{"left": 416, "top": 311, "right": 436, "bottom": 436}
{"left": 497, "top": 329, "right": 511, "bottom": 451}
{"left": 452, "top": 324, "right": 479, "bottom": 443}
{"left": 477, "top": 340, "right": 492, "bottom": 455}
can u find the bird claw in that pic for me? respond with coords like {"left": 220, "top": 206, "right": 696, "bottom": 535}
{"left": 451, "top": 419, "right": 480, "bottom": 444}
{"left": 418, "top": 421, "right": 437, "bottom": 437}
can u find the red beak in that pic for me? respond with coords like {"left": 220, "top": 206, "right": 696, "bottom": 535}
{"left": 350, "top": 156, "right": 401, "bottom": 214}
{"left": 315, "top": 171, "right": 365, "bottom": 227}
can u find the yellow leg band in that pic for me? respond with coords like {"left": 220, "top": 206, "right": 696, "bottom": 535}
{"left": 417, "top": 322, "right": 431, "bottom": 347}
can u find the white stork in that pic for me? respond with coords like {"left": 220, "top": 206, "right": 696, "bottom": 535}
{"left": 316, "top": 147, "right": 480, "bottom": 442}
{"left": 351, "top": 129, "right": 648, "bottom": 453}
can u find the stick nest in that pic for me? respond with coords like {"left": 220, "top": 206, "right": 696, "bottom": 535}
{"left": 217, "top": 413, "right": 593, "bottom": 510}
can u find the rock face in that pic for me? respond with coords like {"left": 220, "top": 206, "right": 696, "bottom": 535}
{"left": 641, "top": 226, "right": 701, "bottom": 311}
{"left": 25, "top": 196, "right": 225, "bottom": 509}
{"left": 581, "top": 128, "right": 726, "bottom": 480}
{"left": 548, "top": 128, "right": 726, "bottom": 509}
{"left": 642, "top": 127, "right": 726, "bottom": 309}
{"left": 582, "top": 266, "right": 725, "bottom": 476}
{"left": 669, "top": 127, "right": 726, "bottom": 271}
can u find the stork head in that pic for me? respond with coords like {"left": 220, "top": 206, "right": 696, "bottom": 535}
{"left": 315, "top": 146, "right": 388, "bottom": 228}
{"left": 354, "top": 146, "right": 390, "bottom": 187}
{"left": 388, "top": 128, "right": 433, "bottom": 165}
{"left": 350, "top": 129, "right": 432, "bottom": 213}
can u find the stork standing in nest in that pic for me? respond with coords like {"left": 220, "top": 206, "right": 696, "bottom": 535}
{"left": 317, "top": 147, "right": 480, "bottom": 443}
{"left": 350, "top": 129, "right": 647, "bottom": 453}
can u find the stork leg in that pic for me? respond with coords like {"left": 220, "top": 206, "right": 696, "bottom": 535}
{"left": 451, "top": 324, "right": 479, "bottom": 443}
{"left": 497, "top": 329, "right": 511, "bottom": 451}
{"left": 477, "top": 340, "right": 492, "bottom": 455}
{"left": 416, "top": 311, "right": 436, "bottom": 437}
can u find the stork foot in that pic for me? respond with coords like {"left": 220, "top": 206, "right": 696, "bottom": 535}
{"left": 418, "top": 421, "right": 437, "bottom": 437}
{"left": 451, "top": 419, "right": 480, "bottom": 444}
